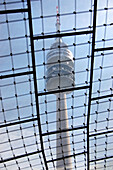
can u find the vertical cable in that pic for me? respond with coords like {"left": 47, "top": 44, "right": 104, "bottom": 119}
{"left": 87, "top": 0, "right": 97, "bottom": 170}
{"left": 27, "top": 0, "right": 48, "bottom": 169}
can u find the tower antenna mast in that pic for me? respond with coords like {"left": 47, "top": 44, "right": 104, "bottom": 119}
{"left": 56, "top": 6, "right": 60, "bottom": 32}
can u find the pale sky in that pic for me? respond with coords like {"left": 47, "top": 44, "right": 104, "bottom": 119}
{"left": 0, "top": 0, "right": 113, "bottom": 169}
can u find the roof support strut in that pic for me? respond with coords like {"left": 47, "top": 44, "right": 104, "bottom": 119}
{"left": 87, "top": 0, "right": 97, "bottom": 170}
{"left": 27, "top": 0, "right": 48, "bottom": 169}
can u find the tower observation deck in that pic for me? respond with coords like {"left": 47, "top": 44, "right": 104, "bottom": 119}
{"left": 46, "top": 6, "right": 75, "bottom": 170}
{"left": 46, "top": 38, "right": 75, "bottom": 91}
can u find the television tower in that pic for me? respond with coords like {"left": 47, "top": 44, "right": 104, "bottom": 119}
{"left": 46, "top": 6, "right": 75, "bottom": 169}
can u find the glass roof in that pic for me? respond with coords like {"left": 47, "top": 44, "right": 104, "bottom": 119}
{"left": 0, "top": 0, "right": 113, "bottom": 169}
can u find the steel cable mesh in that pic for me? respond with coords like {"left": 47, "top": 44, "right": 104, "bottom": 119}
{"left": 0, "top": 0, "right": 113, "bottom": 170}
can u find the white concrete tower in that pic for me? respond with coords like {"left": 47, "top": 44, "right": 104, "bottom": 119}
{"left": 46, "top": 6, "right": 75, "bottom": 170}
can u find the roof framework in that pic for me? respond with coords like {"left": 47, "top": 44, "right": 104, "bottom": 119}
{"left": 0, "top": 0, "right": 113, "bottom": 169}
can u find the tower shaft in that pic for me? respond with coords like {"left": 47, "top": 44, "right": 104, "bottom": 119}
{"left": 56, "top": 93, "right": 72, "bottom": 169}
